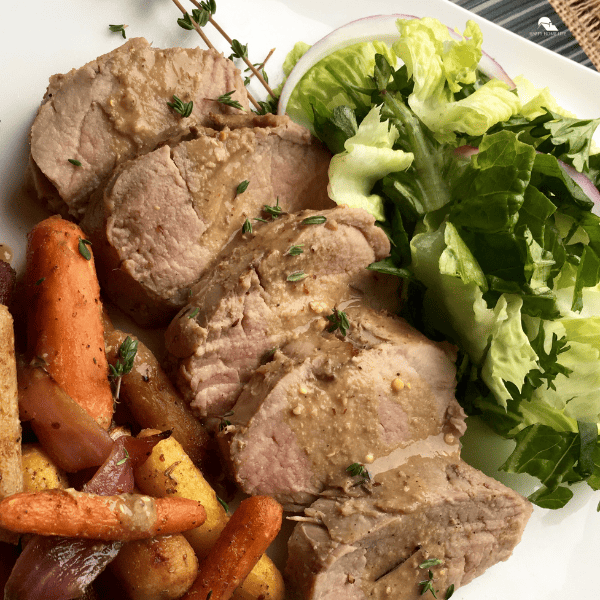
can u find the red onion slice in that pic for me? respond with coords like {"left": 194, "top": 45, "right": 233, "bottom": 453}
{"left": 18, "top": 365, "right": 114, "bottom": 472}
{"left": 557, "top": 159, "right": 600, "bottom": 213}
{"left": 278, "top": 14, "right": 514, "bottom": 117}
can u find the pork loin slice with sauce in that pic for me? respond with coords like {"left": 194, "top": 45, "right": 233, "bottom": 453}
{"left": 285, "top": 455, "right": 532, "bottom": 600}
{"left": 29, "top": 37, "right": 249, "bottom": 219}
{"left": 82, "top": 115, "right": 333, "bottom": 327}
{"left": 219, "top": 305, "right": 464, "bottom": 508}
{"left": 164, "top": 207, "right": 395, "bottom": 417}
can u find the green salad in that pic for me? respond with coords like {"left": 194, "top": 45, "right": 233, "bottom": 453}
{"left": 283, "top": 17, "right": 600, "bottom": 509}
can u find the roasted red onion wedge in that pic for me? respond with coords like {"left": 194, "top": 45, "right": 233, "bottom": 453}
{"left": 4, "top": 536, "right": 121, "bottom": 600}
{"left": 17, "top": 365, "right": 114, "bottom": 472}
{"left": 84, "top": 431, "right": 171, "bottom": 495}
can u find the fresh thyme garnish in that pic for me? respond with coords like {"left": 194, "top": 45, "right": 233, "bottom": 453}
{"left": 215, "top": 90, "right": 244, "bottom": 111}
{"left": 167, "top": 95, "right": 193, "bottom": 118}
{"left": 108, "top": 24, "right": 127, "bottom": 39}
{"left": 177, "top": 12, "right": 196, "bottom": 30}
{"left": 68, "top": 158, "right": 82, "bottom": 166}
{"left": 109, "top": 336, "right": 138, "bottom": 399}
{"left": 419, "top": 559, "right": 443, "bottom": 569}
{"left": 346, "top": 463, "right": 370, "bottom": 482}
{"left": 242, "top": 218, "right": 253, "bottom": 234}
{"left": 35, "top": 278, "right": 45, "bottom": 286}
{"left": 262, "top": 198, "right": 282, "bottom": 219}
{"left": 78, "top": 238, "right": 92, "bottom": 261}
{"left": 219, "top": 410, "right": 234, "bottom": 431}
{"left": 301, "top": 215, "right": 327, "bottom": 225}
{"left": 253, "top": 217, "right": 268, "bottom": 223}
{"left": 444, "top": 584, "right": 455, "bottom": 599}
{"left": 216, "top": 496, "right": 229, "bottom": 513}
{"left": 286, "top": 245, "right": 304, "bottom": 256}
{"left": 418, "top": 558, "right": 443, "bottom": 598}
{"left": 326, "top": 308, "right": 350, "bottom": 336}
{"left": 229, "top": 39, "right": 248, "bottom": 61}
{"left": 206, "top": 591, "right": 213, "bottom": 600}
{"left": 287, "top": 271, "right": 307, "bottom": 282}
{"left": 116, "top": 447, "right": 130, "bottom": 466}
{"left": 236, "top": 180, "right": 250, "bottom": 195}
{"left": 188, "top": 307, "right": 200, "bottom": 319}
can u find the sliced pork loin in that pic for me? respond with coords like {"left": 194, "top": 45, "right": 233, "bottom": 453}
{"left": 82, "top": 114, "right": 333, "bottom": 327}
{"left": 219, "top": 305, "right": 464, "bottom": 508}
{"left": 285, "top": 455, "right": 532, "bottom": 600}
{"left": 164, "top": 206, "right": 396, "bottom": 417}
{"left": 29, "top": 37, "right": 249, "bottom": 219}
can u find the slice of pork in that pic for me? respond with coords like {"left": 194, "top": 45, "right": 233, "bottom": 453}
{"left": 29, "top": 38, "right": 249, "bottom": 219}
{"left": 82, "top": 115, "right": 333, "bottom": 327}
{"left": 219, "top": 305, "right": 464, "bottom": 507}
{"left": 164, "top": 206, "right": 395, "bottom": 417}
{"left": 285, "top": 455, "right": 532, "bottom": 600}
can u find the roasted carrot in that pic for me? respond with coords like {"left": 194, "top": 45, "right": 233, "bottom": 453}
{"left": 25, "top": 216, "right": 113, "bottom": 429}
{"left": 0, "top": 489, "right": 206, "bottom": 540}
{"left": 182, "top": 495, "right": 283, "bottom": 600}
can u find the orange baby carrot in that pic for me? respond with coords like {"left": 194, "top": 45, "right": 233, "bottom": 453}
{"left": 25, "top": 216, "right": 113, "bottom": 429}
{"left": 0, "top": 489, "right": 206, "bottom": 541}
{"left": 182, "top": 495, "right": 283, "bottom": 600}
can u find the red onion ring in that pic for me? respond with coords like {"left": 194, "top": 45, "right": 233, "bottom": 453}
{"left": 278, "top": 14, "right": 515, "bottom": 118}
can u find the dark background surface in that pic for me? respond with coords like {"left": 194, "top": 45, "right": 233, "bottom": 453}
{"left": 453, "top": 0, "right": 596, "bottom": 70}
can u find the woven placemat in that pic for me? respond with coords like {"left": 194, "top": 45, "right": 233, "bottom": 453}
{"left": 548, "top": 0, "right": 600, "bottom": 68}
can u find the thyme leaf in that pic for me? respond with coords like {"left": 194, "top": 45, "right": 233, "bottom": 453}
{"left": 216, "top": 496, "right": 229, "bottom": 513}
{"left": 419, "top": 559, "right": 443, "bottom": 569}
{"left": 215, "top": 90, "right": 244, "bottom": 111}
{"left": 188, "top": 307, "right": 200, "bottom": 319}
{"left": 301, "top": 215, "right": 327, "bottom": 225}
{"left": 116, "top": 448, "right": 130, "bottom": 466}
{"left": 68, "top": 158, "right": 82, "bottom": 166}
{"left": 78, "top": 238, "right": 92, "bottom": 261}
{"left": 326, "top": 308, "right": 350, "bottom": 336}
{"left": 229, "top": 39, "right": 248, "bottom": 61}
{"left": 167, "top": 95, "right": 193, "bottom": 118}
{"left": 262, "top": 197, "right": 282, "bottom": 219}
{"left": 346, "top": 463, "right": 370, "bottom": 481}
{"left": 242, "top": 218, "right": 253, "bottom": 234}
{"left": 286, "top": 245, "right": 304, "bottom": 256}
{"left": 236, "top": 180, "right": 250, "bottom": 195}
{"left": 287, "top": 271, "right": 307, "bottom": 282}
{"left": 108, "top": 24, "right": 127, "bottom": 39}
{"left": 445, "top": 584, "right": 455, "bottom": 599}
{"left": 109, "top": 336, "right": 138, "bottom": 379}
{"left": 177, "top": 12, "right": 195, "bottom": 30}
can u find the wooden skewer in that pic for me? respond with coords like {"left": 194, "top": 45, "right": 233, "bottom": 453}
{"left": 189, "top": 0, "right": 277, "bottom": 99}
{"left": 171, "top": 0, "right": 216, "bottom": 50}
{"left": 171, "top": 0, "right": 261, "bottom": 110}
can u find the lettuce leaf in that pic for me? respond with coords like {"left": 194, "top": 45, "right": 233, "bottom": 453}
{"left": 328, "top": 106, "right": 413, "bottom": 220}
{"left": 392, "top": 18, "right": 520, "bottom": 143}
{"left": 285, "top": 40, "right": 396, "bottom": 129}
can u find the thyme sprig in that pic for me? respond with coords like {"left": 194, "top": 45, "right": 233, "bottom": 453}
{"left": 242, "top": 218, "right": 253, "bottom": 234}
{"left": 215, "top": 90, "right": 245, "bottom": 111}
{"left": 326, "top": 308, "right": 350, "bottom": 336}
{"left": 262, "top": 197, "right": 282, "bottom": 219}
{"left": 109, "top": 336, "right": 138, "bottom": 399}
{"left": 167, "top": 95, "right": 194, "bottom": 117}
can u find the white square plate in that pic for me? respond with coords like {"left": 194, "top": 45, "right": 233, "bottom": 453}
{"left": 1, "top": 1, "right": 599, "bottom": 598}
